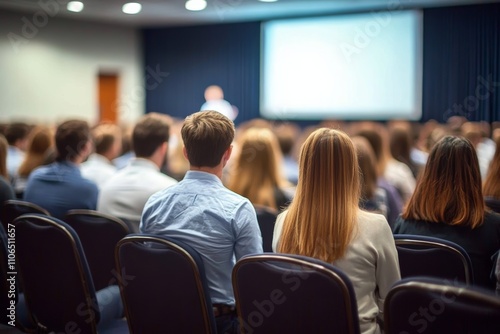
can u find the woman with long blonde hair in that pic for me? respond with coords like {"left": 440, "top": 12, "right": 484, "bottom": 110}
{"left": 273, "top": 128, "right": 399, "bottom": 334}
{"left": 228, "top": 127, "right": 292, "bottom": 210}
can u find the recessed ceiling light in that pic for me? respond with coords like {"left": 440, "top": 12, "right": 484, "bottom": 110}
{"left": 185, "top": 0, "right": 207, "bottom": 11}
{"left": 258, "top": 0, "right": 279, "bottom": 2}
{"left": 123, "top": 2, "right": 142, "bottom": 15}
{"left": 67, "top": 1, "right": 84, "bottom": 13}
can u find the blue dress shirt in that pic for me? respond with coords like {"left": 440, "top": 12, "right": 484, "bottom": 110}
{"left": 140, "top": 170, "right": 263, "bottom": 305}
{"left": 24, "top": 161, "right": 98, "bottom": 219}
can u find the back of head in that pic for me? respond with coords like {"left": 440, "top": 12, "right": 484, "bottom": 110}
{"left": 132, "top": 113, "right": 171, "bottom": 158}
{"left": 0, "top": 134, "right": 8, "bottom": 179}
{"left": 278, "top": 128, "right": 359, "bottom": 263}
{"left": 274, "top": 123, "right": 300, "bottom": 156}
{"left": 55, "top": 120, "right": 90, "bottom": 162}
{"left": 228, "top": 127, "right": 283, "bottom": 208}
{"left": 204, "top": 85, "right": 224, "bottom": 101}
{"left": 389, "top": 126, "right": 412, "bottom": 163}
{"left": 355, "top": 126, "right": 387, "bottom": 175}
{"left": 91, "top": 123, "right": 122, "bottom": 158}
{"left": 352, "top": 136, "right": 378, "bottom": 199}
{"left": 18, "top": 126, "right": 54, "bottom": 177}
{"left": 403, "top": 136, "right": 484, "bottom": 228}
{"left": 483, "top": 135, "right": 500, "bottom": 198}
{"left": 181, "top": 110, "right": 235, "bottom": 168}
{"left": 5, "top": 122, "right": 30, "bottom": 147}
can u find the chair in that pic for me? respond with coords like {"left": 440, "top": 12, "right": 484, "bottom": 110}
{"left": 254, "top": 205, "right": 278, "bottom": 252}
{"left": 485, "top": 196, "right": 500, "bottom": 213}
{"left": 384, "top": 277, "right": 500, "bottom": 334}
{"left": 115, "top": 234, "right": 217, "bottom": 334}
{"left": 14, "top": 214, "right": 127, "bottom": 334}
{"left": 0, "top": 223, "right": 36, "bottom": 332}
{"left": 65, "top": 209, "right": 130, "bottom": 291}
{"left": 232, "top": 254, "right": 360, "bottom": 334}
{"left": 394, "top": 234, "right": 474, "bottom": 285}
{"left": 0, "top": 199, "right": 49, "bottom": 232}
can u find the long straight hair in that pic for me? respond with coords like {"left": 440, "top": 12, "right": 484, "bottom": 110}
{"left": 483, "top": 136, "right": 500, "bottom": 198}
{"left": 278, "top": 128, "right": 360, "bottom": 263}
{"left": 18, "top": 126, "right": 54, "bottom": 177}
{"left": 228, "top": 127, "right": 286, "bottom": 209}
{"left": 402, "top": 136, "right": 485, "bottom": 228}
{"left": 0, "top": 135, "right": 8, "bottom": 180}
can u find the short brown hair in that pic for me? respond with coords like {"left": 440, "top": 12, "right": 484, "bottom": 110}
{"left": 91, "top": 123, "right": 122, "bottom": 155}
{"left": 133, "top": 113, "right": 171, "bottom": 158}
{"left": 181, "top": 111, "right": 235, "bottom": 168}
{"left": 5, "top": 122, "right": 30, "bottom": 145}
{"left": 402, "top": 136, "right": 485, "bottom": 228}
{"left": 55, "top": 120, "right": 91, "bottom": 162}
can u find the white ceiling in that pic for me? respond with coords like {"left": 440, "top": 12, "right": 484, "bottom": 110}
{"left": 0, "top": 0, "right": 499, "bottom": 27}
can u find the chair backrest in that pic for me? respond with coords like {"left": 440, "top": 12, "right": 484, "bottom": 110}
{"left": 14, "top": 213, "right": 101, "bottom": 333}
{"left": 232, "top": 253, "right": 360, "bottom": 334}
{"left": 115, "top": 234, "right": 217, "bottom": 334}
{"left": 384, "top": 277, "right": 500, "bottom": 334}
{"left": 0, "top": 200, "right": 49, "bottom": 232}
{"left": 485, "top": 197, "right": 500, "bottom": 213}
{"left": 394, "top": 234, "right": 474, "bottom": 285}
{"left": 254, "top": 205, "right": 278, "bottom": 252}
{"left": 65, "top": 209, "right": 130, "bottom": 291}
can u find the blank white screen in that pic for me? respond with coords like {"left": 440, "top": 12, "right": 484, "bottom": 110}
{"left": 260, "top": 10, "right": 422, "bottom": 120}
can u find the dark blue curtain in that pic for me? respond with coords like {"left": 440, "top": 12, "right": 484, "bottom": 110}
{"left": 143, "top": 22, "right": 260, "bottom": 125}
{"left": 143, "top": 4, "right": 500, "bottom": 124}
{"left": 422, "top": 3, "right": 500, "bottom": 123}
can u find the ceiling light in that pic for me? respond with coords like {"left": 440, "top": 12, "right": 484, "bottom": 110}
{"left": 258, "top": 0, "right": 279, "bottom": 2}
{"left": 185, "top": 0, "right": 207, "bottom": 11}
{"left": 67, "top": 1, "right": 84, "bottom": 13}
{"left": 122, "top": 2, "right": 142, "bottom": 15}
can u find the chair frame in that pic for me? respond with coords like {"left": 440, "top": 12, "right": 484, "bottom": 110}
{"left": 115, "top": 234, "right": 216, "bottom": 334}
{"left": 384, "top": 278, "right": 500, "bottom": 334}
{"left": 232, "top": 253, "right": 359, "bottom": 334}
{"left": 394, "top": 235, "right": 473, "bottom": 285}
{"left": 0, "top": 200, "right": 50, "bottom": 231}
{"left": 14, "top": 214, "right": 101, "bottom": 333}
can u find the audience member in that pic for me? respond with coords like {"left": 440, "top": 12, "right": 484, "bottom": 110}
{"left": 483, "top": 135, "right": 500, "bottom": 211}
{"left": 81, "top": 123, "right": 122, "bottom": 187}
{"left": 200, "top": 85, "right": 238, "bottom": 121}
{"left": 24, "top": 120, "right": 98, "bottom": 219}
{"left": 352, "top": 136, "right": 388, "bottom": 218}
{"left": 274, "top": 123, "right": 300, "bottom": 185}
{"left": 273, "top": 128, "right": 400, "bottom": 334}
{"left": 389, "top": 124, "right": 420, "bottom": 178}
{"left": 113, "top": 125, "right": 135, "bottom": 169}
{"left": 98, "top": 113, "right": 177, "bottom": 232}
{"left": 165, "top": 119, "right": 189, "bottom": 181}
{"left": 5, "top": 122, "right": 30, "bottom": 179}
{"left": 0, "top": 134, "right": 15, "bottom": 205}
{"left": 141, "top": 111, "right": 262, "bottom": 334}
{"left": 227, "top": 127, "right": 293, "bottom": 211}
{"left": 13, "top": 126, "right": 54, "bottom": 196}
{"left": 394, "top": 136, "right": 500, "bottom": 290}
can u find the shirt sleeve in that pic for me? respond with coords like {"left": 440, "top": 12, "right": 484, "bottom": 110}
{"left": 272, "top": 211, "right": 286, "bottom": 252}
{"left": 233, "top": 201, "right": 263, "bottom": 260}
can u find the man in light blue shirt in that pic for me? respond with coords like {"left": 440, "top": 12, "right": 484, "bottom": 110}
{"left": 140, "top": 110, "right": 262, "bottom": 333}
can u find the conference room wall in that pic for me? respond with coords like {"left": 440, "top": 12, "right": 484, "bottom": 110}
{"left": 0, "top": 10, "right": 144, "bottom": 126}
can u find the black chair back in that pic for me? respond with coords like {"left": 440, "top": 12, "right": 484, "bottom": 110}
{"left": 232, "top": 253, "right": 360, "bottom": 334}
{"left": 394, "top": 234, "right": 473, "bottom": 285}
{"left": 0, "top": 200, "right": 49, "bottom": 232}
{"left": 65, "top": 209, "right": 130, "bottom": 291}
{"left": 485, "top": 196, "right": 500, "bottom": 213}
{"left": 14, "top": 213, "right": 127, "bottom": 333}
{"left": 115, "top": 234, "right": 217, "bottom": 334}
{"left": 384, "top": 277, "right": 500, "bottom": 334}
{"left": 254, "top": 205, "right": 278, "bottom": 252}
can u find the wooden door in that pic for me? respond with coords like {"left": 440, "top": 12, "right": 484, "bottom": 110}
{"left": 98, "top": 74, "right": 118, "bottom": 123}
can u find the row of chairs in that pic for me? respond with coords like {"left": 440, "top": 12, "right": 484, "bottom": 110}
{"left": 0, "top": 201, "right": 498, "bottom": 333}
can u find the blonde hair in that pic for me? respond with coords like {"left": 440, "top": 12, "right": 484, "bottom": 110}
{"left": 278, "top": 128, "right": 360, "bottom": 263}
{"left": 483, "top": 135, "right": 500, "bottom": 199}
{"left": 18, "top": 126, "right": 54, "bottom": 177}
{"left": 228, "top": 128, "right": 286, "bottom": 210}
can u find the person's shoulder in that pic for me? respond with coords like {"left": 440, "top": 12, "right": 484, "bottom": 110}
{"left": 357, "top": 210, "right": 393, "bottom": 237}
{"left": 484, "top": 211, "right": 500, "bottom": 227}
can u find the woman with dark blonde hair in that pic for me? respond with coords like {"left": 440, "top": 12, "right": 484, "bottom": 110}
{"left": 14, "top": 126, "right": 54, "bottom": 195}
{"left": 273, "top": 128, "right": 400, "bottom": 334}
{"left": 483, "top": 135, "right": 500, "bottom": 211}
{"left": 228, "top": 127, "right": 292, "bottom": 211}
{"left": 394, "top": 136, "right": 500, "bottom": 290}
